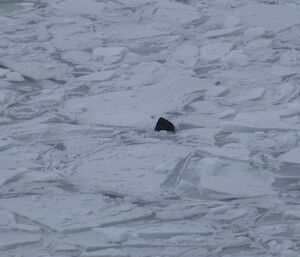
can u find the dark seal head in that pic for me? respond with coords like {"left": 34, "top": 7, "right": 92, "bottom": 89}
{"left": 155, "top": 117, "right": 175, "bottom": 132}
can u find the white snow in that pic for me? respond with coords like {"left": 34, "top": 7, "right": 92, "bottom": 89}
{"left": 1, "top": 0, "right": 300, "bottom": 256}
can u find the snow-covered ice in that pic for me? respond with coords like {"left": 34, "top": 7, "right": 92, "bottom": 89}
{"left": 0, "top": 68, "right": 10, "bottom": 78}
{"left": 1, "top": 0, "right": 300, "bottom": 256}
{"left": 6, "top": 71, "right": 25, "bottom": 82}
{"left": 92, "top": 47, "right": 128, "bottom": 65}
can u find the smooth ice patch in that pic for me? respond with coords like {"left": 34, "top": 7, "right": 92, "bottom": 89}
{"left": 224, "top": 15, "right": 242, "bottom": 28}
{"left": 0, "top": 169, "right": 26, "bottom": 187}
{"left": 244, "top": 26, "right": 266, "bottom": 39}
{"left": 0, "top": 68, "right": 10, "bottom": 78}
{"left": 77, "top": 70, "right": 116, "bottom": 82}
{"left": 0, "top": 1, "right": 25, "bottom": 14}
{"left": 6, "top": 71, "right": 25, "bottom": 82}
{"left": 280, "top": 102, "right": 300, "bottom": 118}
{"left": 92, "top": 47, "right": 128, "bottom": 65}
{"left": 200, "top": 42, "right": 233, "bottom": 62}
{"left": 233, "top": 4, "right": 300, "bottom": 31}
{"left": 100, "top": 24, "right": 166, "bottom": 40}
{"left": 197, "top": 158, "right": 274, "bottom": 196}
{"left": 0, "top": 231, "right": 42, "bottom": 250}
{"left": 198, "top": 143, "right": 250, "bottom": 162}
{"left": 152, "top": 0, "right": 201, "bottom": 27}
{"left": 223, "top": 111, "right": 300, "bottom": 132}
{"left": 169, "top": 44, "right": 199, "bottom": 68}
{"left": 61, "top": 50, "right": 91, "bottom": 65}
{"left": 0, "top": 196, "right": 153, "bottom": 233}
{"left": 1, "top": 55, "right": 72, "bottom": 81}
{"left": 280, "top": 147, "right": 300, "bottom": 165}
{"left": 222, "top": 49, "right": 249, "bottom": 66}
{"left": 270, "top": 65, "right": 299, "bottom": 78}
{"left": 63, "top": 76, "right": 208, "bottom": 127}
{"left": 208, "top": 86, "right": 229, "bottom": 97}
{"left": 54, "top": 0, "right": 105, "bottom": 15}
{"left": 284, "top": 210, "right": 300, "bottom": 219}
{"left": 71, "top": 143, "right": 190, "bottom": 199}
{"left": 239, "top": 88, "right": 265, "bottom": 101}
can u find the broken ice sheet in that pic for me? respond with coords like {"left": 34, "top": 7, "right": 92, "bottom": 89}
{"left": 0, "top": 231, "right": 42, "bottom": 251}
{"left": 223, "top": 111, "right": 300, "bottom": 132}
{"left": 1, "top": 0, "right": 300, "bottom": 256}
{"left": 1, "top": 54, "right": 73, "bottom": 81}
{"left": 0, "top": 195, "right": 154, "bottom": 233}
{"left": 70, "top": 143, "right": 190, "bottom": 199}
{"left": 62, "top": 76, "right": 209, "bottom": 127}
{"left": 196, "top": 157, "right": 274, "bottom": 196}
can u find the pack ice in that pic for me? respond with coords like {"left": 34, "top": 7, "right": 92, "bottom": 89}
{"left": 0, "top": 0, "right": 300, "bottom": 257}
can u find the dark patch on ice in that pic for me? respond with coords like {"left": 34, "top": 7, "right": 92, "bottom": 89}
{"left": 102, "top": 191, "right": 125, "bottom": 199}
{"left": 55, "top": 180, "right": 78, "bottom": 193}
{"left": 276, "top": 163, "right": 300, "bottom": 177}
{"left": 0, "top": 192, "right": 41, "bottom": 199}
{"left": 3, "top": 171, "right": 26, "bottom": 185}
{"left": 65, "top": 84, "right": 90, "bottom": 98}
{"left": 194, "top": 66, "right": 220, "bottom": 75}
{"left": 273, "top": 177, "right": 300, "bottom": 191}
{"left": 130, "top": 45, "right": 166, "bottom": 56}
{"left": 155, "top": 117, "right": 175, "bottom": 132}
{"left": 48, "top": 78, "right": 67, "bottom": 85}
{"left": 174, "top": 0, "right": 191, "bottom": 4}
{"left": 55, "top": 143, "right": 66, "bottom": 151}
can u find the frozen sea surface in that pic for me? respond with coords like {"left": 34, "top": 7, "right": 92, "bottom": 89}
{"left": 0, "top": 0, "right": 300, "bottom": 256}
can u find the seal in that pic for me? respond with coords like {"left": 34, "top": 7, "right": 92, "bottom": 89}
{"left": 155, "top": 117, "right": 175, "bottom": 132}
